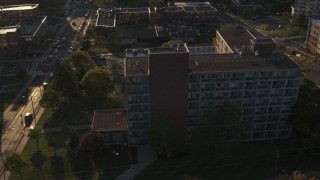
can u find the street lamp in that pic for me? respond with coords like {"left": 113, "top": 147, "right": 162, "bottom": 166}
{"left": 30, "top": 96, "right": 36, "bottom": 125}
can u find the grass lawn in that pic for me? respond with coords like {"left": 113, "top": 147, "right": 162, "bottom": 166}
{"left": 271, "top": 26, "right": 307, "bottom": 37}
{"left": 9, "top": 131, "right": 130, "bottom": 180}
{"left": 135, "top": 140, "right": 320, "bottom": 180}
{"left": 87, "top": 46, "right": 110, "bottom": 55}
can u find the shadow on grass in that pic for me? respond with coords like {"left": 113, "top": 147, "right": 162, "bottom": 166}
{"left": 50, "top": 155, "right": 64, "bottom": 178}
{"left": 69, "top": 156, "right": 95, "bottom": 180}
{"left": 30, "top": 150, "right": 47, "bottom": 168}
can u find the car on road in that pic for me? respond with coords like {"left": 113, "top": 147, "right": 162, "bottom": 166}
{"left": 61, "top": 37, "right": 66, "bottom": 42}
{"left": 79, "top": 24, "right": 84, "bottom": 30}
{"left": 68, "top": 46, "right": 74, "bottom": 54}
{"left": 24, "top": 113, "right": 33, "bottom": 127}
{"left": 53, "top": 49, "right": 59, "bottom": 54}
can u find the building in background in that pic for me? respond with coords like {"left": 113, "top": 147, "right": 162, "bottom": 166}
{"left": 306, "top": 19, "right": 320, "bottom": 55}
{"left": 124, "top": 30, "right": 301, "bottom": 145}
{"left": 19, "top": 16, "right": 48, "bottom": 48}
{"left": 0, "top": 25, "right": 20, "bottom": 50}
{"left": 0, "top": 4, "right": 47, "bottom": 51}
{"left": 0, "top": 4, "right": 39, "bottom": 26}
{"left": 291, "top": 0, "right": 320, "bottom": 17}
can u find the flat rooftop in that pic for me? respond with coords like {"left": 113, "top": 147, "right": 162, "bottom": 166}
{"left": 96, "top": 9, "right": 116, "bottom": 27}
{"left": 92, "top": 109, "right": 128, "bottom": 132}
{"left": 149, "top": 44, "right": 189, "bottom": 54}
{"left": 0, "top": 26, "right": 18, "bottom": 34}
{"left": 189, "top": 52, "right": 299, "bottom": 72}
{"left": 124, "top": 47, "right": 300, "bottom": 76}
{"left": 20, "top": 16, "right": 46, "bottom": 36}
{"left": 217, "top": 29, "right": 255, "bottom": 51}
{"left": 0, "top": 4, "right": 38, "bottom": 11}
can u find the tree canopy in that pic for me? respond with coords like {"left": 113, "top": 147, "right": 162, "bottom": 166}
{"left": 76, "top": 132, "right": 106, "bottom": 161}
{"left": 220, "top": 23, "right": 242, "bottom": 30}
{"left": 192, "top": 103, "right": 249, "bottom": 146}
{"left": 148, "top": 114, "right": 185, "bottom": 158}
{"left": 66, "top": 51, "right": 95, "bottom": 81}
{"left": 51, "top": 61, "right": 79, "bottom": 100}
{"left": 80, "top": 68, "right": 114, "bottom": 108}
{"left": 4, "top": 153, "right": 30, "bottom": 180}
{"left": 28, "top": 127, "right": 42, "bottom": 151}
{"left": 290, "top": 78, "right": 320, "bottom": 149}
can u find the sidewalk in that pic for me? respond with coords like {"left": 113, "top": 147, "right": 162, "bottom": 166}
{"left": 115, "top": 145, "right": 157, "bottom": 180}
{"left": 1, "top": 74, "right": 36, "bottom": 131}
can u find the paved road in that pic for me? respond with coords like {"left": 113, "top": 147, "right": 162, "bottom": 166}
{"left": 0, "top": 75, "right": 45, "bottom": 178}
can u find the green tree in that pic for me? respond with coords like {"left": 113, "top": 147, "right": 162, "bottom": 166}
{"left": 150, "top": 0, "right": 165, "bottom": 7}
{"left": 220, "top": 23, "right": 242, "bottom": 30}
{"left": 276, "top": 41, "right": 286, "bottom": 51}
{"left": 148, "top": 114, "right": 185, "bottom": 158}
{"left": 80, "top": 68, "right": 114, "bottom": 109}
{"left": 260, "top": 24, "right": 270, "bottom": 30}
{"left": 28, "top": 127, "right": 41, "bottom": 151}
{"left": 290, "top": 78, "right": 320, "bottom": 150}
{"left": 76, "top": 132, "right": 105, "bottom": 161}
{"left": 192, "top": 103, "right": 249, "bottom": 151}
{"left": 66, "top": 51, "right": 95, "bottom": 81}
{"left": 162, "top": 40, "right": 184, "bottom": 47}
{"left": 280, "top": 12, "right": 291, "bottom": 27}
{"left": 40, "top": 89, "right": 60, "bottom": 108}
{"left": 4, "top": 153, "right": 30, "bottom": 180}
{"left": 52, "top": 61, "right": 79, "bottom": 100}
{"left": 242, "top": 9, "right": 252, "bottom": 19}
{"left": 253, "top": 5, "right": 264, "bottom": 16}
{"left": 292, "top": 14, "right": 308, "bottom": 28}
{"left": 46, "top": 134, "right": 65, "bottom": 157}
{"left": 68, "top": 130, "right": 79, "bottom": 155}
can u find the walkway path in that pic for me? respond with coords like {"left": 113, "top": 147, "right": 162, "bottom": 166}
{"left": 115, "top": 145, "right": 157, "bottom": 180}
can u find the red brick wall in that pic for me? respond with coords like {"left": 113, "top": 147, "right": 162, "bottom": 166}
{"left": 148, "top": 52, "right": 189, "bottom": 143}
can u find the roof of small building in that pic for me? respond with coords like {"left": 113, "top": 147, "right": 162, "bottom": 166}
{"left": 0, "top": 4, "right": 38, "bottom": 11}
{"left": 217, "top": 29, "right": 255, "bottom": 51}
{"left": 19, "top": 16, "right": 47, "bottom": 37}
{"left": 0, "top": 26, "right": 18, "bottom": 34}
{"left": 92, "top": 109, "right": 128, "bottom": 132}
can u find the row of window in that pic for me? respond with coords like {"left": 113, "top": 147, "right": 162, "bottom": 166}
{"left": 189, "top": 80, "right": 299, "bottom": 91}
{"left": 188, "top": 89, "right": 298, "bottom": 101}
{"left": 189, "top": 71, "right": 300, "bottom": 82}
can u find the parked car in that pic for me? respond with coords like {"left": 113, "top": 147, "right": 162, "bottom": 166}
{"left": 68, "top": 47, "right": 74, "bottom": 54}
{"left": 53, "top": 49, "right": 59, "bottom": 54}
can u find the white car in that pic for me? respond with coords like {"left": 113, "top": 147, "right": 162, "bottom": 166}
{"left": 68, "top": 46, "right": 74, "bottom": 54}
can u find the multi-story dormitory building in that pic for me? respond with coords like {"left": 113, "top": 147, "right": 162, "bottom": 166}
{"left": 124, "top": 30, "right": 301, "bottom": 145}
{"left": 291, "top": 0, "right": 320, "bottom": 17}
{"left": 306, "top": 19, "right": 320, "bottom": 55}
